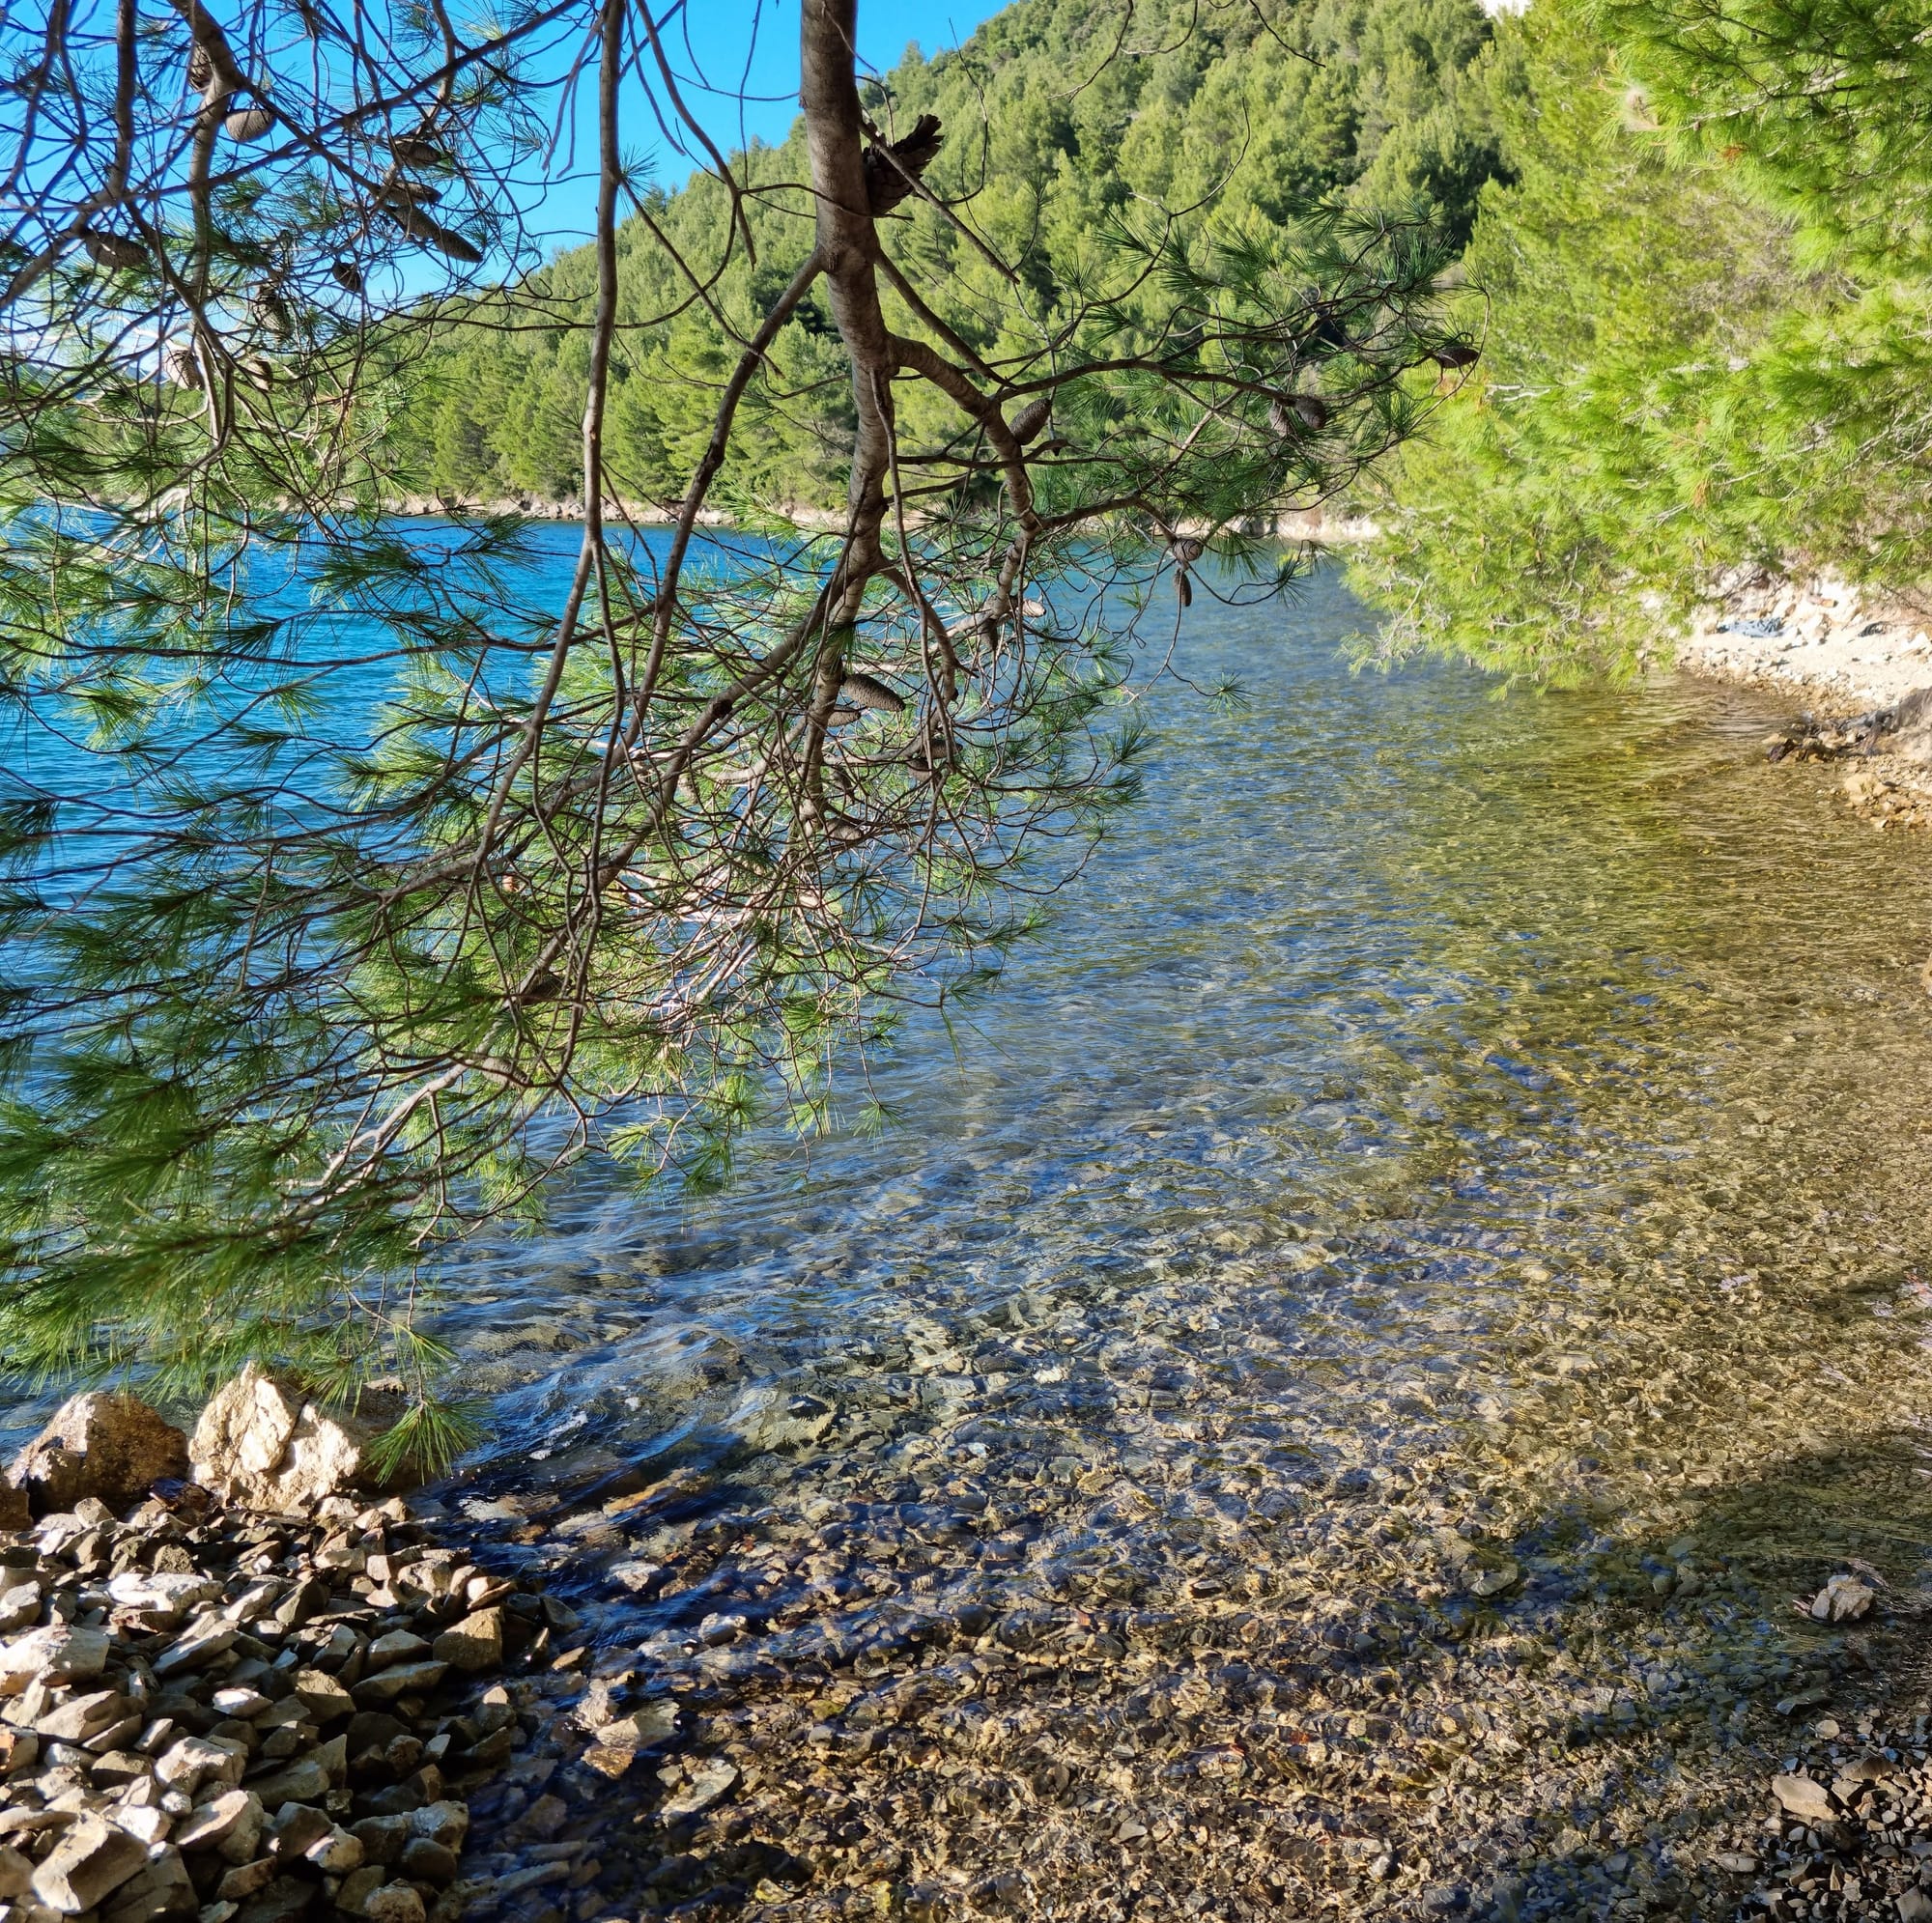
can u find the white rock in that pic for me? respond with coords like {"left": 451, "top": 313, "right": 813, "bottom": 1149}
{"left": 106, "top": 1575, "right": 221, "bottom": 1620}
{"left": 189, "top": 1367, "right": 412, "bottom": 1511}
{"left": 0, "top": 1625, "right": 109, "bottom": 1696}
{"left": 208, "top": 1690, "right": 270, "bottom": 1721}
{"left": 1807, "top": 1573, "right": 1876, "bottom": 1623}
{"left": 109, "top": 1809, "right": 171, "bottom": 1849}
{"left": 170, "top": 1793, "right": 259, "bottom": 1855}
{"left": 153, "top": 1737, "right": 247, "bottom": 1796}
{"left": 1772, "top": 1773, "right": 1836, "bottom": 1824}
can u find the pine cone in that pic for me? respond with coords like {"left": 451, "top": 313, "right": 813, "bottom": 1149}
{"left": 864, "top": 114, "right": 943, "bottom": 216}
{"left": 839, "top": 669, "right": 906, "bottom": 714}
{"left": 1009, "top": 396, "right": 1052, "bottom": 444}
{"left": 81, "top": 231, "right": 146, "bottom": 270}
{"left": 1269, "top": 392, "right": 1328, "bottom": 435}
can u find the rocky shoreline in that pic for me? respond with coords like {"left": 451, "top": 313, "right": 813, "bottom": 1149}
{"left": 0, "top": 1383, "right": 706, "bottom": 1923}
{"left": 1677, "top": 566, "right": 1932, "bottom": 834}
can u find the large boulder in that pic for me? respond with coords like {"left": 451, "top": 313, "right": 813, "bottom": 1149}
{"left": 190, "top": 1366, "right": 413, "bottom": 1512}
{"left": 4, "top": 1392, "right": 188, "bottom": 1520}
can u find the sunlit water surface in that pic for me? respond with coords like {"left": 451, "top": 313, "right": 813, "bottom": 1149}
{"left": 15, "top": 561, "right": 1932, "bottom": 1919}
{"left": 420, "top": 567, "right": 1932, "bottom": 1918}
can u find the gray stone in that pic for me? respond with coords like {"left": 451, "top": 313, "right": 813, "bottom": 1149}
{"left": 154, "top": 1735, "right": 248, "bottom": 1794}
{"left": 428, "top": 1611, "right": 501, "bottom": 1676}
{"left": 348, "top": 1819, "right": 410, "bottom": 1868}
{"left": 109, "top": 1573, "right": 222, "bottom": 1622}
{"left": 36, "top": 1688, "right": 128, "bottom": 1743}
{"left": 173, "top": 1793, "right": 262, "bottom": 1855}
{"left": 31, "top": 1814, "right": 150, "bottom": 1913}
{"left": 266, "top": 1806, "right": 331, "bottom": 1859}
{"left": 350, "top": 1661, "right": 445, "bottom": 1707}
{"left": 0, "top": 1845, "right": 31, "bottom": 1899}
{"left": 661, "top": 1760, "right": 739, "bottom": 1821}
{"left": 363, "top": 1632, "right": 429, "bottom": 1672}
{"left": 301, "top": 1827, "right": 361, "bottom": 1875}
{"left": 215, "top": 1862, "right": 276, "bottom": 1903}
{"left": 100, "top": 1846, "right": 195, "bottom": 1923}
{"left": 408, "top": 1805, "right": 467, "bottom": 1853}
{"left": 397, "top": 1838, "right": 455, "bottom": 1885}
{"left": 0, "top": 1583, "right": 42, "bottom": 1632}
{"left": 231, "top": 1874, "right": 314, "bottom": 1923}
{"left": 288, "top": 1669, "right": 352, "bottom": 1722}
{"left": 1891, "top": 687, "right": 1932, "bottom": 765}
{"left": 151, "top": 1622, "right": 237, "bottom": 1677}
{"left": 1772, "top": 1773, "right": 1836, "bottom": 1824}
{"left": 6, "top": 1394, "right": 188, "bottom": 1519}
{"left": 360, "top": 1882, "right": 425, "bottom": 1923}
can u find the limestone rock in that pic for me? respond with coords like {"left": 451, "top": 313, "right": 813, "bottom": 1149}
{"left": 153, "top": 1734, "right": 247, "bottom": 1794}
{"left": 0, "top": 1623, "right": 108, "bottom": 1695}
{"left": 216, "top": 1861, "right": 277, "bottom": 1903}
{"left": 34, "top": 1686, "right": 126, "bottom": 1742}
{"left": 232, "top": 1873, "right": 314, "bottom": 1923}
{"left": 31, "top": 1814, "right": 149, "bottom": 1913}
{"left": 1772, "top": 1773, "right": 1836, "bottom": 1824}
{"left": 1806, "top": 1572, "right": 1875, "bottom": 1623}
{"left": 429, "top": 1608, "right": 500, "bottom": 1674}
{"left": 360, "top": 1881, "right": 425, "bottom": 1923}
{"left": 5, "top": 1393, "right": 188, "bottom": 1519}
{"left": 0, "top": 1844, "right": 31, "bottom": 1899}
{"left": 409, "top": 1803, "right": 467, "bottom": 1853}
{"left": 99, "top": 1845, "right": 194, "bottom": 1923}
{"left": 174, "top": 1792, "right": 261, "bottom": 1855}
{"left": 1893, "top": 687, "right": 1932, "bottom": 765}
{"left": 662, "top": 1759, "right": 739, "bottom": 1821}
{"left": 189, "top": 1367, "right": 413, "bottom": 1512}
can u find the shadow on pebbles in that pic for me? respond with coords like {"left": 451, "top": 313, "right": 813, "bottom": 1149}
{"left": 430, "top": 1251, "right": 1932, "bottom": 1923}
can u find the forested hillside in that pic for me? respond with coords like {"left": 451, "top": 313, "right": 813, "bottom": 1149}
{"left": 384, "top": 0, "right": 1515, "bottom": 505}
{"left": 1350, "top": 0, "right": 1932, "bottom": 679}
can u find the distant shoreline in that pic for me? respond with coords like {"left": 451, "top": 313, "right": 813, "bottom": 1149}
{"left": 384, "top": 495, "right": 1384, "bottom": 546}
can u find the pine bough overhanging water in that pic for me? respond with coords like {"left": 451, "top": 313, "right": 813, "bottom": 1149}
{"left": 0, "top": 0, "right": 1478, "bottom": 1461}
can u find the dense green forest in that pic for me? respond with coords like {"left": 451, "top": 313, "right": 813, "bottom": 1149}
{"left": 387, "top": 0, "right": 1932, "bottom": 682}
{"left": 383, "top": 0, "right": 1518, "bottom": 505}
{"left": 1351, "top": 0, "right": 1932, "bottom": 678}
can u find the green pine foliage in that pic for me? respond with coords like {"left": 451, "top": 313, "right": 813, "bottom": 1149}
{"left": 1351, "top": 0, "right": 1932, "bottom": 679}
{"left": 385, "top": 0, "right": 1517, "bottom": 506}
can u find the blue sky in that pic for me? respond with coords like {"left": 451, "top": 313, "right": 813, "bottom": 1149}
{"left": 523, "top": 0, "right": 1007, "bottom": 254}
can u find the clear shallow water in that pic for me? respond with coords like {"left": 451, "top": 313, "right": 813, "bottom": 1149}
{"left": 14, "top": 561, "right": 1932, "bottom": 1917}
{"left": 401, "top": 568, "right": 1932, "bottom": 1916}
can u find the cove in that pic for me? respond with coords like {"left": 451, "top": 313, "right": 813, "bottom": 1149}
{"left": 404, "top": 562, "right": 1932, "bottom": 1916}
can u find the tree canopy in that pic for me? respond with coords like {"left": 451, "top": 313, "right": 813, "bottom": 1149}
{"left": 1352, "top": 0, "right": 1932, "bottom": 677}
{"left": 384, "top": 0, "right": 1517, "bottom": 507}
{"left": 0, "top": 0, "right": 1480, "bottom": 1446}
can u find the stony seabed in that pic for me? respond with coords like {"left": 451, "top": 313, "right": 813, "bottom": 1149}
{"left": 13, "top": 573, "right": 1932, "bottom": 1922}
